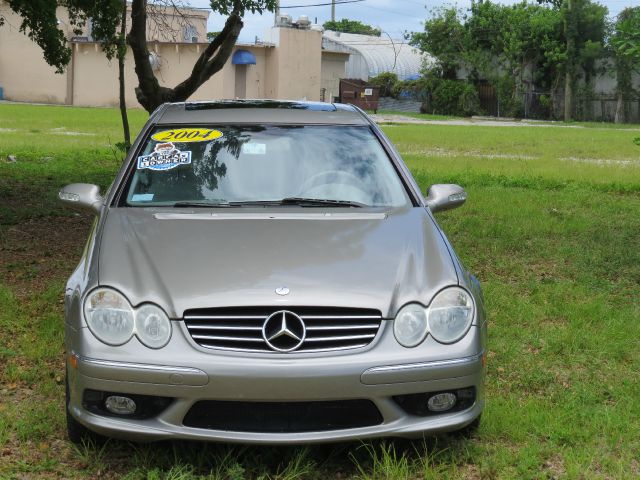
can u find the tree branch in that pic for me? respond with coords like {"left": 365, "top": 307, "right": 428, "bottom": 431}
{"left": 127, "top": 0, "right": 172, "bottom": 111}
{"left": 171, "top": 0, "right": 244, "bottom": 101}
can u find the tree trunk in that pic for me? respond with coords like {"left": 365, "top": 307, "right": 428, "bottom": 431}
{"left": 614, "top": 94, "right": 624, "bottom": 124}
{"left": 564, "top": 69, "right": 572, "bottom": 122}
{"left": 118, "top": 0, "right": 131, "bottom": 149}
{"left": 614, "top": 59, "right": 631, "bottom": 124}
{"left": 563, "top": 0, "right": 573, "bottom": 122}
{"left": 127, "top": 0, "right": 245, "bottom": 113}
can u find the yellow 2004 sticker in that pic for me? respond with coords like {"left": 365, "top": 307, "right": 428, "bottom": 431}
{"left": 151, "top": 128, "right": 223, "bottom": 143}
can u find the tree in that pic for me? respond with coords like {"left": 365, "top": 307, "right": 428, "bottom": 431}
{"left": 1, "top": 0, "right": 276, "bottom": 114}
{"left": 611, "top": 7, "right": 640, "bottom": 123}
{"left": 323, "top": 18, "right": 381, "bottom": 37}
{"left": 410, "top": 8, "right": 467, "bottom": 79}
{"left": 411, "top": 1, "right": 607, "bottom": 119}
{"left": 411, "top": 3, "right": 565, "bottom": 116}
{"left": 535, "top": 0, "right": 608, "bottom": 120}
{"left": 117, "top": 0, "right": 130, "bottom": 149}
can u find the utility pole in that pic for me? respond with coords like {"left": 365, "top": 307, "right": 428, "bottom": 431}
{"left": 331, "top": 0, "right": 336, "bottom": 22}
{"left": 274, "top": 0, "right": 280, "bottom": 25}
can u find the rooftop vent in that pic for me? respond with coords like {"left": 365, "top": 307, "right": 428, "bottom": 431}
{"left": 276, "top": 14, "right": 292, "bottom": 27}
{"left": 297, "top": 15, "right": 311, "bottom": 29}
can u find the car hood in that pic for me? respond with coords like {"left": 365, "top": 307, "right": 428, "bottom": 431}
{"left": 97, "top": 208, "right": 458, "bottom": 318}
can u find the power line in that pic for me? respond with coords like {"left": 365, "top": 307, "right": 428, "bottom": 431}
{"left": 280, "top": 0, "right": 365, "bottom": 8}
{"left": 359, "top": 3, "right": 418, "bottom": 18}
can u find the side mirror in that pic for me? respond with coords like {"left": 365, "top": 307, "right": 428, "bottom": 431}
{"left": 58, "top": 183, "right": 103, "bottom": 213}
{"left": 425, "top": 184, "right": 467, "bottom": 213}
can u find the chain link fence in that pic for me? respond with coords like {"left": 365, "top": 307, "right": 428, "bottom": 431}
{"left": 522, "top": 92, "right": 640, "bottom": 123}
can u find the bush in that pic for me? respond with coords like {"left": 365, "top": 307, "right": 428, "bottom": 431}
{"left": 368, "top": 72, "right": 399, "bottom": 98}
{"left": 391, "top": 78, "right": 430, "bottom": 101}
{"left": 494, "top": 76, "right": 522, "bottom": 117}
{"left": 421, "top": 79, "right": 481, "bottom": 116}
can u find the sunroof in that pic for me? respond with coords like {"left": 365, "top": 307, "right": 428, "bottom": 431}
{"left": 184, "top": 100, "right": 339, "bottom": 112}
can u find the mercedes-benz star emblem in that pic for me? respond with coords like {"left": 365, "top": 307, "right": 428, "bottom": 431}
{"left": 262, "top": 310, "right": 306, "bottom": 352}
{"left": 275, "top": 286, "right": 290, "bottom": 296}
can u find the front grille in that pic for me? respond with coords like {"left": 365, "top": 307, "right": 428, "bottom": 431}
{"left": 183, "top": 306, "right": 383, "bottom": 353}
{"left": 183, "top": 399, "right": 383, "bottom": 432}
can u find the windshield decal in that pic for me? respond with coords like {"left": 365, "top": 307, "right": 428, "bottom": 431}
{"left": 131, "top": 193, "right": 155, "bottom": 202}
{"left": 151, "top": 128, "right": 223, "bottom": 143}
{"left": 242, "top": 143, "right": 266, "bottom": 155}
{"left": 137, "top": 142, "right": 192, "bottom": 171}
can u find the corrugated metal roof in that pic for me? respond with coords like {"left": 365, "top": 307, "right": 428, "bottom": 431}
{"left": 323, "top": 31, "right": 429, "bottom": 81}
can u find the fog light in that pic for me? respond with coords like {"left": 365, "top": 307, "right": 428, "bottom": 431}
{"left": 104, "top": 395, "right": 136, "bottom": 415}
{"left": 427, "top": 392, "right": 457, "bottom": 412}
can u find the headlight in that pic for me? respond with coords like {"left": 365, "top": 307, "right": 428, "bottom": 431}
{"left": 84, "top": 288, "right": 172, "bottom": 348}
{"left": 135, "top": 304, "right": 172, "bottom": 349}
{"left": 393, "top": 303, "right": 429, "bottom": 347}
{"left": 427, "top": 287, "right": 475, "bottom": 344}
{"left": 84, "top": 288, "right": 135, "bottom": 346}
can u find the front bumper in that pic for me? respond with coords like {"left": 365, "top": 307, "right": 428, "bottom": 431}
{"left": 67, "top": 321, "right": 486, "bottom": 443}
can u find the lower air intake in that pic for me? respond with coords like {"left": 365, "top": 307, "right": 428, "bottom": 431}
{"left": 183, "top": 399, "right": 383, "bottom": 433}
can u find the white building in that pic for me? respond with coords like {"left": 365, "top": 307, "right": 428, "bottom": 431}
{"left": 322, "top": 31, "right": 429, "bottom": 81}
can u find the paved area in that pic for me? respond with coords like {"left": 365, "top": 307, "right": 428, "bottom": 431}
{"left": 371, "top": 113, "right": 583, "bottom": 128}
{"left": 371, "top": 113, "right": 640, "bottom": 130}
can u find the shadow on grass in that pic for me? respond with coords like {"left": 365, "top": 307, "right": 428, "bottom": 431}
{"left": 72, "top": 434, "right": 479, "bottom": 479}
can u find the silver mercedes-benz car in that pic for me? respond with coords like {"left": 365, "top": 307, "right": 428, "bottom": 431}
{"left": 60, "top": 100, "right": 486, "bottom": 444}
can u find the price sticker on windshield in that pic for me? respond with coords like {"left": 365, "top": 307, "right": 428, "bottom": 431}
{"left": 151, "top": 128, "right": 223, "bottom": 143}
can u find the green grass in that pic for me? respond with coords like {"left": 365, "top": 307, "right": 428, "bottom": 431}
{"left": 1, "top": 103, "right": 639, "bottom": 479}
{"left": 375, "top": 110, "right": 460, "bottom": 121}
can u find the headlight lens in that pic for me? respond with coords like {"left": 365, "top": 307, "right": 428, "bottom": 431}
{"left": 135, "top": 304, "right": 172, "bottom": 349}
{"left": 393, "top": 303, "right": 429, "bottom": 347}
{"left": 84, "top": 288, "right": 134, "bottom": 346}
{"left": 84, "top": 289, "right": 172, "bottom": 348}
{"left": 427, "top": 287, "right": 475, "bottom": 344}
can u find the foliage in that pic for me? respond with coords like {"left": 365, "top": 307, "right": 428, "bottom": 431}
{"left": 0, "top": 0, "right": 121, "bottom": 72}
{"left": 410, "top": 8, "right": 465, "bottom": 79}
{"left": 612, "top": 7, "right": 640, "bottom": 64}
{"left": 323, "top": 18, "right": 381, "bottom": 36}
{"left": 424, "top": 78, "right": 481, "bottom": 116}
{"left": 410, "top": 1, "right": 609, "bottom": 119}
{"left": 608, "top": 7, "right": 640, "bottom": 122}
{"left": 207, "top": 31, "right": 222, "bottom": 41}
{"left": 368, "top": 72, "right": 398, "bottom": 97}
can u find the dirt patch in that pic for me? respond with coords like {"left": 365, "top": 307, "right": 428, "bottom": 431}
{"left": 543, "top": 455, "right": 565, "bottom": 479}
{"left": 372, "top": 114, "right": 584, "bottom": 128}
{"left": 0, "top": 214, "right": 93, "bottom": 295}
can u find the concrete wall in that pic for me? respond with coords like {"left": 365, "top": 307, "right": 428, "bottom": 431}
{"left": 69, "top": 42, "right": 274, "bottom": 108}
{"left": 264, "top": 27, "right": 323, "bottom": 101}
{"left": 0, "top": 4, "right": 69, "bottom": 103}
{"left": 321, "top": 51, "right": 348, "bottom": 102}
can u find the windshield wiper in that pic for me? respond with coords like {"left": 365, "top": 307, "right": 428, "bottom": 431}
{"left": 173, "top": 198, "right": 366, "bottom": 208}
{"left": 173, "top": 201, "right": 236, "bottom": 208}
{"left": 279, "top": 197, "right": 365, "bottom": 208}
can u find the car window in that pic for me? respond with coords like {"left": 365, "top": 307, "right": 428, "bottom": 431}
{"left": 123, "top": 125, "right": 410, "bottom": 207}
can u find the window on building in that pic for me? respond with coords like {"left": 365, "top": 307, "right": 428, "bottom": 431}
{"left": 183, "top": 25, "right": 198, "bottom": 43}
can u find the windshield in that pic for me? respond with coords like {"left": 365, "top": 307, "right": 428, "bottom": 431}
{"left": 123, "top": 125, "right": 410, "bottom": 208}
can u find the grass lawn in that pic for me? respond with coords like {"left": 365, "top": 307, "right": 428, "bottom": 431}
{"left": 1, "top": 103, "right": 639, "bottom": 479}
{"left": 375, "top": 110, "right": 460, "bottom": 121}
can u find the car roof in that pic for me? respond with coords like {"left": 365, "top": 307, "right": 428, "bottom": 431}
{"left": 155, "top": 100, "right": 370, "bottom": 126}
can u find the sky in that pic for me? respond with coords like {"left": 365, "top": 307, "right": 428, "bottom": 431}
{"left": 186, "top": 0, "right": 637, "bottom": 43}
